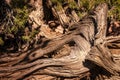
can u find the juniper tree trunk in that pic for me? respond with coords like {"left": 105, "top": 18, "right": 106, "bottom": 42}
{"left": 0, "top": 2, "right": 120, "bottom": 80}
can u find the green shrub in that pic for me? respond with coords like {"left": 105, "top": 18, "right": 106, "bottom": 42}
{"left": 51, "top": 0, "right": 120, "bottom": 20}
{"left": 2, "top": 0, "right": 30, "bottom": 48}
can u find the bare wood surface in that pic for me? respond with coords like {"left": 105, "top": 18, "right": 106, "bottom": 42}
{"left": 0, "top": 2, "right": 120, "bottom": 80}
{"left": 94, "top": 3, "right": 108, "bottom": 45}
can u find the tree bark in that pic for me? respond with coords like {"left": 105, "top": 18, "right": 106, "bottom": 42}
{"left": 0, "top": 2, "right": 120, "bottom": 80}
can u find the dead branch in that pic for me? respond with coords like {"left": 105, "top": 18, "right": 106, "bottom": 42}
{"left": 86, "top": 45, "right": 120, "bottom": 75}
{"left": 94, "top": 3, "right": 108, "bottom": 45}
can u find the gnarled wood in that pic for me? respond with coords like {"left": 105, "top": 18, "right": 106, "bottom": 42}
{"left": 1, "top": 2, "right": 120, "bottom": 80}
{"left": 94, "top": 3, "right": 108, "bottom": 45}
